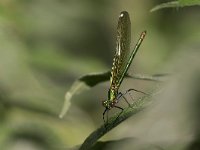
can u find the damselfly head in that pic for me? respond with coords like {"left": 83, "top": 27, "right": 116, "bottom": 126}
{"left": 102, "top": 100, "right": 111, "bottom": 109}
{"left": 102, "top": 100, "right": 117, "bottom": 109}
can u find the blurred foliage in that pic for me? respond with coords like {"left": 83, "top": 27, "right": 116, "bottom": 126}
{"left": 151, "top": 0, "right": 200, "bottom": 12}
{"left": 0, "top": 0, "right": 200, "bottom": 150}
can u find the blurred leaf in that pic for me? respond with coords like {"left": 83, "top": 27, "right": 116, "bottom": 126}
{"left": 180, "top": 0, "right": 200, "bottom": 5}
{"left": 59, "top": 71, "right": 110, "bottom": 118}
{"left": 151, "top": 1, "right": 179, "bottom": 12}
{"left": 151, "top": 0, "right": 200, "bottom": 12}
{"left": 88, "top": 137, "right": 163, "bottom": 150}
{"left": 29, "top": 49, "right": 107, "bottom": 76}
{"left": 1, "top": 122, "right": 64, "bottom": 150}
{"left": 59, "top": 72, "right": 166, "bottom": 118}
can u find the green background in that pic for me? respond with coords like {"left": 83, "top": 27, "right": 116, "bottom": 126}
{"left": 0, "top": 0, "right": 200, "bottom": 149}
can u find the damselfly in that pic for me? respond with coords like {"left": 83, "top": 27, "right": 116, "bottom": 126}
{"left": 102, "top": 11, "right": 147, "bottom": 123}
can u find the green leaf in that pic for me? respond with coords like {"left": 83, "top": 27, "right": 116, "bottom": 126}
{"left": 180, "top": 0, "right": 200, "bottom": 5}
{"left": 59, "top": 71, "right": 167, "bottom": 118}
{"left": 79, "top": 88, "right": 158, "bottom": 150}
{"left": 150, "top": 0, "right": 200, "bottom": 12}
{"left": 151, "top": 1, "right": 179, "bottom": 12}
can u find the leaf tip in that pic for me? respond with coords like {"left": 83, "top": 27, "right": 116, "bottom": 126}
{"left": 59, "top": 92, "right": 72, "bottom": 119}
{"left": 59, "top": 114, "right": 64, "bottom": 119}
{"left": 59, "top": 107, "right": 67, "bottom": 119}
